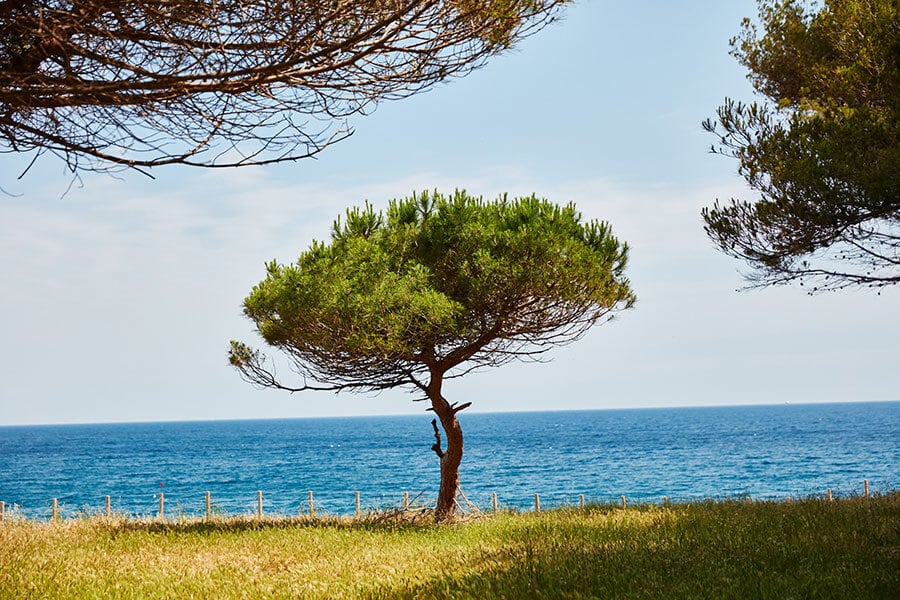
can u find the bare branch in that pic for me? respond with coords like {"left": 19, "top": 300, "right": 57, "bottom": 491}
{"left": 228, "top": 340, "right": 417, "bottom": 394}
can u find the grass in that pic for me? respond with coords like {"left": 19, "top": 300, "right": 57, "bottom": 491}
{"left": 1, "top": 495, "right": 897, "bottom": 599}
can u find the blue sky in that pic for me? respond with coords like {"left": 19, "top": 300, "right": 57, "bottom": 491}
{"left": 1, "top": 0, "right": 897, "bottom": 426}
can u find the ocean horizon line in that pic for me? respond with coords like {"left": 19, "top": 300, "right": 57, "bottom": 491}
{"left": 2, "top": 398, "right": 897, "bottom": 429}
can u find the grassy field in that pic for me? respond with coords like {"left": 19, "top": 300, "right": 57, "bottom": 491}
{"left": 1, "top": 495, "right": 897, "bottom": 599}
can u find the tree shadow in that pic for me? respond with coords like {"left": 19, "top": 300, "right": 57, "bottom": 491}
{"left": 367, "top": 499, "right": 900, "bottom": 599}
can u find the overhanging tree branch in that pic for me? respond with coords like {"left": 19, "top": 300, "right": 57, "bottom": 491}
{"left": 1, "top": 0, "right": 569, "bottom": 177}
{"left": 703, "top": 0, "right": 899, "bottom": 292}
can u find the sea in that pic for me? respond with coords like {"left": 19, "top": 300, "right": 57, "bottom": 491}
{"left": 0, "top": 401, "right": 897, "bottom": 519}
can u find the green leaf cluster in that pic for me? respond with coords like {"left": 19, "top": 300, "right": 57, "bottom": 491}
{"left": 703, "top": 0, "right": 899, "bottom": 291}
{"left": 234, "top": 190, "right": 634, "bottom": 391}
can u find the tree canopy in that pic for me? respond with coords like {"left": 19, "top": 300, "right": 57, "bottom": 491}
{"left": 1, "top": 1, "right": 567, "bottom": 178}
{"left": 703, "top": 0, "right": 899, "bottom": 292}
{"left": 230, "top": 190, "right": 635, "bottom": 520}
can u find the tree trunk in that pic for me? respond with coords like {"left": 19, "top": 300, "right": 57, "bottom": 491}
{"left": 428, "top": 374, "right": 463, "bottom": 522}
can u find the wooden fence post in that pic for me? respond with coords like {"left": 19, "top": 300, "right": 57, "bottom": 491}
{"left": 105, "top": 495, "right": 111, "bottom": 518}
{"left": 52, "top": 498, "right": 58, "bottom": 522}
{"left": 403, "top": 491, "right": 409, "bottom": 511}
{"left": 257, "top": 491, "right": 263, "bottom": 518}
{"left": 205, "top": 491, "right": 211, "bottom": 519}
{"left": 534, "top": 493, "right": 541, "bottom": 513}
{"left": 864, "top": 479, "right": 869, "bottom": 498}
{"left": 158, "top": 493, "right": 164, "bottom": 519}
{"left": 579, "top": 494, "right": 585, "bottom": 508}
{"left": 492, "top": 493, "right": 498, "bottom": 513}
{"left": 308, "top": 491, "right": 314, "bottom": 518}
{"left": 827, "top": 488, "right": 833, "bottom": 501}
{"left": 355, "top": 492, "right": 360, "bottom": 517}
{"left": 663, "top": 496, "right": 669, "bottom": 507}
{"left": 620, "top": 495, "right": 626, "bottom": 509}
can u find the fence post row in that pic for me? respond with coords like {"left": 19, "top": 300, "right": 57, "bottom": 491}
{"left": 20, "top": 480, "right": 875, "bottom": 523}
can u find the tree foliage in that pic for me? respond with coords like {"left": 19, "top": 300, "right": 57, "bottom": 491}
{"left": 0, "top": 0, "right": 567, "bottom": 178}
{"left": 230, "top": 190, "right": 635, "bottom": 519}
{"left": 703, "top": 0, "right": 900, "bottom": 291}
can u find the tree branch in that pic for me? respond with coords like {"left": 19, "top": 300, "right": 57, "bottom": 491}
{"left": 430, "top": 418, "right": 444, "bottom": 459}
{"left": 1, "top": 0, "right": 569, "bottom": 177}
{"left": 450, "top": 401, "right": 472, "bottom": 414}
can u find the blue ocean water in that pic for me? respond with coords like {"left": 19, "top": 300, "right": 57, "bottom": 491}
{"left": 0, "top": 402, "right": 897, "bottom": 519}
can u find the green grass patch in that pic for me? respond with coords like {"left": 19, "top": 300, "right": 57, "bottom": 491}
{"left": 2, "top": 495, "right": 897, "bottom": 599}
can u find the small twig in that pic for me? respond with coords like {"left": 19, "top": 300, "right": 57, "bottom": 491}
{"left": 457, "top": 485, "right": 482, "bottom": 516}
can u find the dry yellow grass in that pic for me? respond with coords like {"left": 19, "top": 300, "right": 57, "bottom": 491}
{"left": 2, "top": 496, "right": 898, "bottom": 599}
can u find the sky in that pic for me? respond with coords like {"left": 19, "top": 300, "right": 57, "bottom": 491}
{"left": 1, "top": 0, "right": 897, "bottom": 426}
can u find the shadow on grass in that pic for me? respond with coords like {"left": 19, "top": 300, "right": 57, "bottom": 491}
{"left": 369, "top": 496, "right": 900, "bottom": 600}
